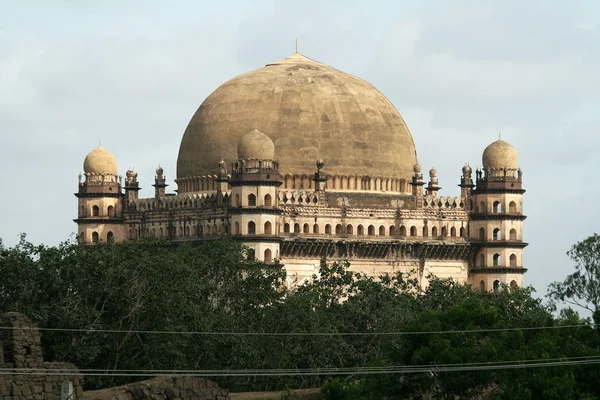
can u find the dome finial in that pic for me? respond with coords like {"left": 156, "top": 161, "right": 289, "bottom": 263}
{"left": 498, "top": 132, "right": 501, "bottom": 140}
{"left": 295, "top": 38, "right": 299, "bottom": 53}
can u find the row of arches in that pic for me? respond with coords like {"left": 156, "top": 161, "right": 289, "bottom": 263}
{"left": 480, "top": 279, "right": 518, "bottom": 292}
{"left": 281, "top": 174, "right": 408, "bottom": 193}
{"left": 84, "top": 205, "right": 116, "bottom": 218}
{"left": 478, "top": 227, "right": 518, "bottom": 241}
{"left": 477, "top": 200, "right": 518, "bottom": 214}
{"left": 128, "top": 222, "right": 229, "bottom": 240}
{"left": 281, "top": 223, "right": 467, "bottom": 238}
{"left": 479, "top": 253, "right": 519, "bottom": 267}
{"left": 232, "top": 193, "right": 272, "bottom": 208}
{"left": 90, "top": 231, "right": 114, "bottom": 243}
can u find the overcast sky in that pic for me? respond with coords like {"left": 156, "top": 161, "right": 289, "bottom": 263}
{"left": 1, "top": 0, "right": 599, "bottom": 300}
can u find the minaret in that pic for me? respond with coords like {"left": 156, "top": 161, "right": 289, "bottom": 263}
{"left": 410, "top": 163, "right": 425, "bottom": 196}
{"left": 469, "top": 138, "right": 527, "bottom": 292}
{"left": 152, "top": 166, "right": 168, "bottom": 198}
{"left": 124, "top": 169, "right": 140, "bottom": 201}
{"left": 459, "top": 164, "right": 475, "bottom": 200}
{"left": 229, "top": 129, "right": 283, "bottom": 263}
{"left": 426, "top": 167, "right": 441, "bottom": 195}
{"left": 74, "top": 145, "right": 125, "bottom": 244}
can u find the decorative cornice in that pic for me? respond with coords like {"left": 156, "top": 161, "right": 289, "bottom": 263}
{"left": 469, "top": 213, "right": 527, "bottom": 221}
{"left": 470, "top": 266, "right": 527, "bottom": 274}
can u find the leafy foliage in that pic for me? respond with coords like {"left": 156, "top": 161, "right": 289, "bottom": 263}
{"left": 548, "top": 233, "right": 600, "bottom": 327}
{"left": 1, "top": 235, "right": 600, "bottom": 398}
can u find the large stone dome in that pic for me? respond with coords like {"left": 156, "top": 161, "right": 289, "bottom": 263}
{"left": 177, "top": 52, "right": 418, "bottom": 190}
{"left": 83, "top": 145, "right": 117, "bottom": 175}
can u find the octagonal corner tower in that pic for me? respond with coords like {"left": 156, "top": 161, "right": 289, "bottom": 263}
{"left": 176, "top": 52, "right": 418, "bottom": 193}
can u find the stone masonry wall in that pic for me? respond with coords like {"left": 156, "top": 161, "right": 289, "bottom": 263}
{"left": 0, "top": 312, "right": 84, "bottom": 400}
{"left": 84, "top": 377, "right": 230, "bottom": 400}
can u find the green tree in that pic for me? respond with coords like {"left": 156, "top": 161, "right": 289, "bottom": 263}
{"left": 548, "top": 233, "right": 600, "bottom": 327}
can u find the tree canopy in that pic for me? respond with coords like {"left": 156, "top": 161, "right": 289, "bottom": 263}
{"left": 1, "top": 235, "right": 600, "bottom": 399}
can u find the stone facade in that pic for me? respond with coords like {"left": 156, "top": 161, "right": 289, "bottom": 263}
{"left": 0, "top": 312, "right": 83, "bottom": 400}
{"left": 74, "top": 52, "right": 528, "bottom": 291}
{"left": 84, "top": 377, "right": 230, "bottom": 400}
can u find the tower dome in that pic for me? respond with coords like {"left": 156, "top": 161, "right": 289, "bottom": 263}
{"left": 237, "top": 129, "right": 275, "bottom": 160}
{"left": 482, "top": 139, "right": 518, "bottom": 170}
{"left": 83, "top": 145, "right": 117, "bottom": 175}
{"left": 176, "top": 52, "right": 418, "bottom": 192}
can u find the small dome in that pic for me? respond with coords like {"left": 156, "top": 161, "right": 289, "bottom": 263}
{"left": 156, "top": 166, "right": 164, "bottom": 175}
{"left": 413, "top": 163, "right": 422, "bottom": 174}
{"left": 237, "top": 129, "right": 275, "bottom": 160}
{"left": 83, "top": 145, "right": 117, "bottom": 175}
{"left": 429, "top": 167, "right": 437, "bottom": 178}
{"left": 462, "top": 164, "right": 472, "bottom": 174}
{"left": 482, "top": 139, "right": 518, "bottom": 170}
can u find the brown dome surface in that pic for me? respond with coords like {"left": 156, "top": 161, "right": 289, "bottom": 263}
{"left": 83, "top": 145, "right": 117, "bottom": 175}
{"left": 482, "top": 139, "right": 519, "bottom": 170}
{"left": 177, "top": 52, "right": 418, "bottom": 183}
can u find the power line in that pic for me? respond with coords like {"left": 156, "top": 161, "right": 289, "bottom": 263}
{"left": 0, "top": 358, "right": 599, "bottom": 377}
{"left": 2, "top": 356, "right": 600, "bottom": 377}
{"left": 0, "top": 324, "right": 591, "bottom": 337}
{"left": 5, "top": 354, "right": 600, "bottom": 374}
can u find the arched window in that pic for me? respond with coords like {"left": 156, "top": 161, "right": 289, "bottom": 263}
{"left": 410, "top": 226, "right": 417, "bottom": 236}
{"left": 346, "top": 224, "right": 354, "bottom": 235}
{"left": 479, "top": 280, "right": 485, "bottom": 292}
{"left": 92, "top": 205, "right": 99, "bottom": 217}
{"left": 247, "top": 248, "right": 255, "bottom": 260}
{"left": 479, "top": 253, "right": 485, "bottom": 266}
{"left": 191, "top": 226, "right": 196, "bottom": 236}
{"left": 325, "top": 224, "right": 332, "bottom": 234}
{"left": 493, "top": 228, "right": 501, "bottom": 241}
{"left": 379, "top": 225, "right": 385, "bottom": 236}
{"left": 233, "top": 222, "right": 239, "bottom": 235}
{"left": 264, "top": 221, "right": 272, "bottom": 235}
{"left": 284, "top": 223, "right": 290, "bottom": 233}
{"left": 460, "top": 227, "right": 465, "bottom": 237}
{"left": 390, "top": 226, "right": 396, "bottom": 236}
{"left": 510, "top": 254, "right": 517, "bottom": 267}
{"left": 248, "top": 194, "right": 256, "bottom": 207}
{"left": 479, "top": 201, "right": 486, "bottom": 213}
{"left": 510, "top": 280, "right": 518, "bottom": 288}
{"left": 303, "top": 223, "right": 310, "bottom": 234}
{"left": 264, "top": 194, "right": 272, "bottom": 207}
{"left": 185, "top": 226, "right": 190, "bottom": 237}
{"left": 198, "top": 225, "right": 204, "bottom": 236}
{"left": 493, "top": 201, "right": 502, "bottom": 213}
{"left": 441, "top": 226, "right": 447, "bottom": 237}
{"left": 107, "top": 205, "right": 114, "bottom": 217}
{"left": 479, "top": 227, "right": 485, "bottom": 240}
{"left": 509, "top": 201, "right": 517, "bottom": 213}
{"left": 294, "top": 223, "right": 300, "bottom": 233}
{"left": 368, "top": 225, "right": 375, "bottom": 236}
{"left": 431, "top": 226, "right": 438, "bottom": 237}
{"left": 178, "top": 226, "right": 184, "bottom": 237}
{"left": 313, "top": 224, "right": 319, "bottom": 234}
{"left": 159, "top": 227, "right": 164, "bottom": 237}
{"left": 234, "top": 194, "right": 240, "bottom": 207}
{"left": 493, "top": 280, "right": 501, "bottom": 293}
{"left": 107, "top": 231, "right": 114, "bottom": 242}
{"left": 399, "top": 225, "right": 407, "bottom": 236}
{"left": 212, "top": 224, "right": 217, "bottom": 236}
{"left": 92, "top": 231, "right": 99, "bottom": 243}
{"left": 357, "top": 225, "right": 364, "bottom": 236}
{"left": 264, "top": 249, "right": 272, "bottom": 263}
{"left": 247, "top": 221, "right": 256, "bottom": 234}
{"left": 450, "top": 227, "right": 456, "bottom": 237}
{"left": 335, "top": 224, "right": 342, "bottom": 234}
{"left": 510, "top": 229, "right": 517, "bottom": 240}
{"left": 493, "top": 253, "right": 501, "bottom": 266}
{"left": 422, "top": 226, "right": 428, "bottom": 237}
{"left": 80, "top": 205, "right": 85, "bottom": 217}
